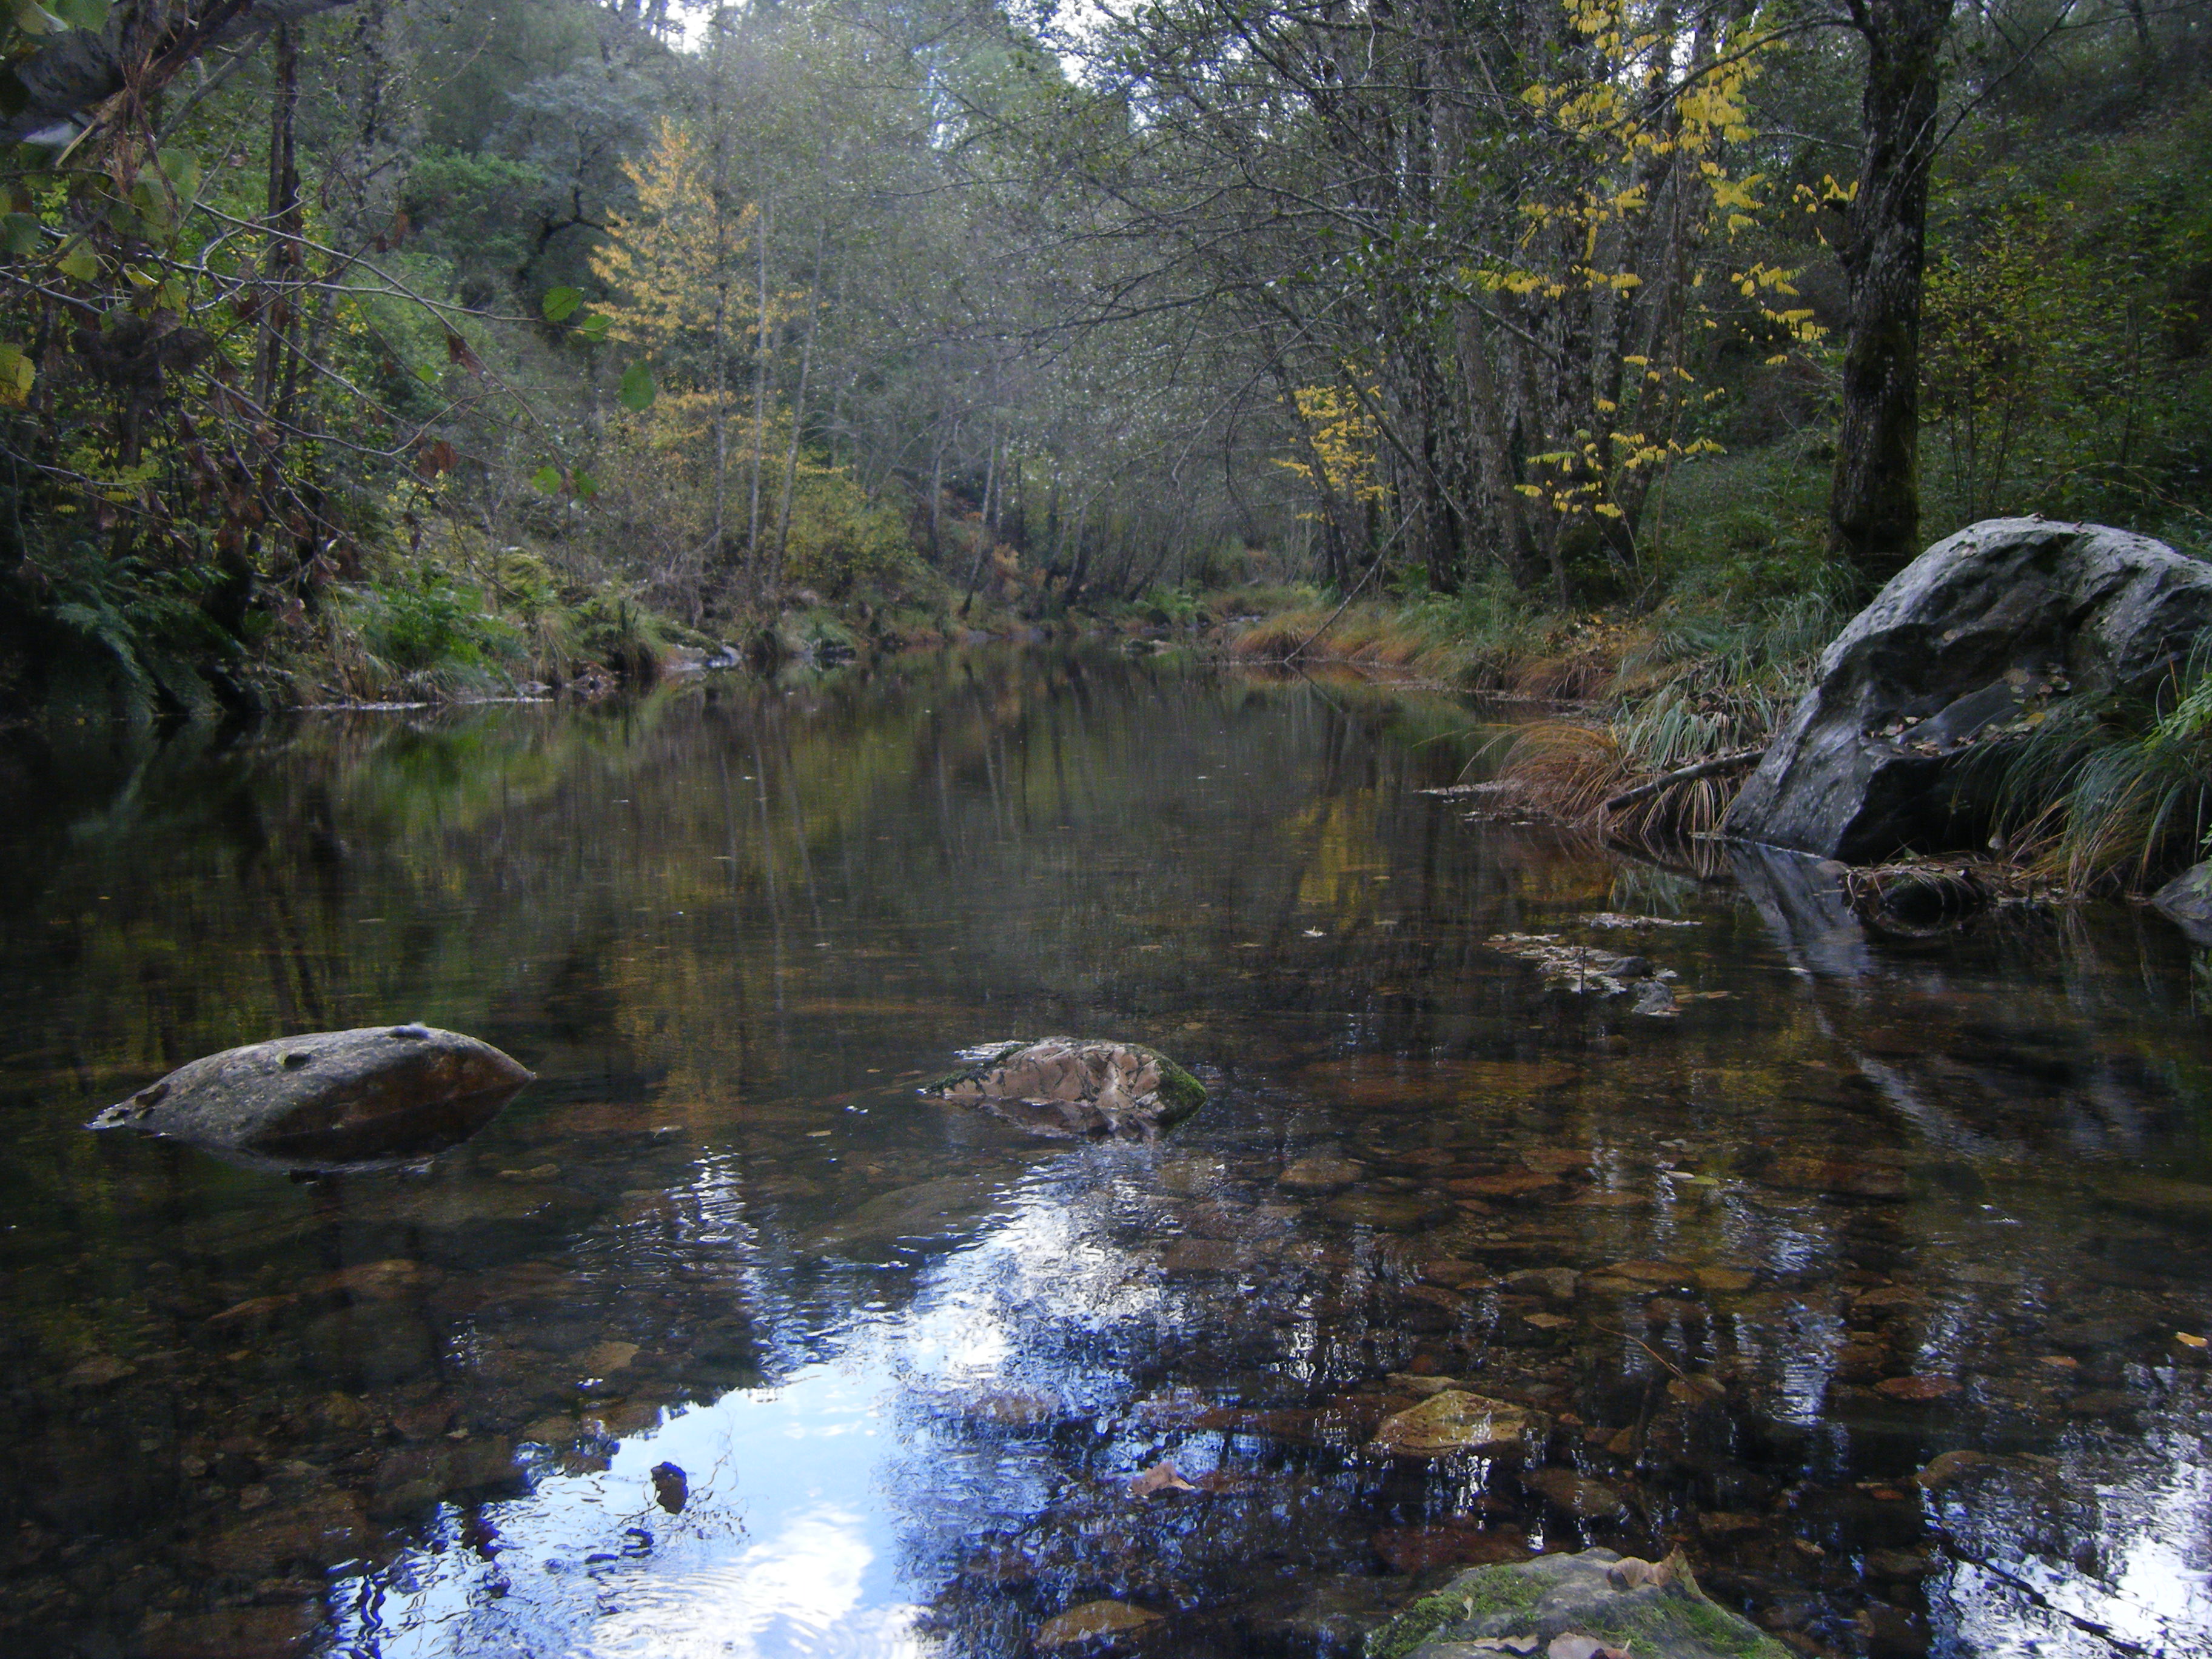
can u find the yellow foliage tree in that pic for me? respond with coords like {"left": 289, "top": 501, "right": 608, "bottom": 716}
{"left": 591, "top": 118, "right": 769, "bottom": 373}
{"left": 1475, "top": 0, "right": 1823, "bottom": 540}
{"left": 1275, "top": 382, "right": 1390, "bottom": 512}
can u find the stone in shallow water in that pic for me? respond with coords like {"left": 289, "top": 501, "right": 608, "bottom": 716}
{"left": 1328, "top": 1190, "right": 1448, "bottom": 1230}
{"left": 1279, "top": 1153, "right": 1364, "bottom": 1193}
{"left": 1034, "top": 1600, "right": 1162, "bottom": 1647}
{"left": 1506, "top": 1268, "right": 1581, "bottom": 1301}
{"left": 87, "top": 1025, "right": 534, "bottom": 1173}
{"left": 1371, "top": 1390, "right": 1549, "bottom": 1460}
{"left": 1524, "top": 1467, "right": 1625, "bottom": 1518}
{"left": 924, "top": 1037, "right": 1206, "bottom": 1140}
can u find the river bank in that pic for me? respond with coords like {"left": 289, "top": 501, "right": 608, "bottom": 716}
{"left": 1210, "top": 522, "right": 2212, "bottom": 905}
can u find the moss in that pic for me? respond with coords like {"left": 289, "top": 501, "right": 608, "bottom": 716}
{"left": 1607, "top": 1585, "right": 1792, "bottom": 1659}
{"left": 920, "top": 1042, "right": 1027, "bottom": 1097}
{"left": 1366, "top": 1572, "right": 1544, "bottom": 1659}
{"left": 1145, "top": 1047, "right": 1208, "bottom": 1124}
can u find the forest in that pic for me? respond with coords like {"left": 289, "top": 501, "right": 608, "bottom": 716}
{"left": 1, "top": 0, "right": 2208, "bottom": 879}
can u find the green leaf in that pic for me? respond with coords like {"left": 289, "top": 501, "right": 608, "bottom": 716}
{"left": 541, "top": 286, "right": 582, "bottom": 323}
{"left": 2, "top": 213, "right": 39, "bottom": 256}
{"left": 9, "top": 0, "right": 62, "bottom": 38}
{"left": 0, "top": 341, "right": 33, "bottom": 407}
{"left": 618, "top": 360, "right": 655, "bottom": 412}
{"left": 572, "top": 468, "right": 599, "bottom": 501}
{"left": 47, "top": 0, "right": 106, "bottom": 27}
{"left": 529, "top": 464, "right": 562, "bottom": 495}
{"left": 159, "top": 148, "right": 200, "bottom": 203}
{"left": 414, "top": 363, "right": 438, "bottom": 384}
{"left": 574, "top": 312, "right": 610, "bottom": 344}
{"left": 55, "top": 242, "right": 96, "bottom": 283}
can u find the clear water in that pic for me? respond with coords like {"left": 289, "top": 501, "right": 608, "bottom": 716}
{"left": 2, "top": 645, "right": 2209, "bottom": 1658}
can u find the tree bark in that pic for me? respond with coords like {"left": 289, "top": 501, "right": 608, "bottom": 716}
{"left": 1829, "top": 0, "right": 1955, "bottom": 586}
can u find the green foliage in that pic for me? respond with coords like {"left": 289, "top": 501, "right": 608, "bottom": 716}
{"left": 568, "top": 590, "right": 672, "bottom": 680}
{"left": 782, "top": 467, "right": 919, "bottom": 597}
{"left": 1140, "top": 583, "right": 1203, "bottom": 626}
{"left": 330, "top": 572, "right": 522, "bottom": 698}
{"left": 1923, "top": 87, "right": 2212, "bottom": 539}
{"left": 18, "top": 540, "right": 236, "bottom": 708}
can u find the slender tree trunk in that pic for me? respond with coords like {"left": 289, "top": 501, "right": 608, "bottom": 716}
{"left": 772, "top": 231, "right": 826, "bottom": 593}
{"left": 712, "top": 280, "right": 729, "bottom": 597}
{"left": 927, "top": 426, "right": 947, "bottom": 564}
{"left": 1829, "top": 0, "right": 1955, "bottom": 586}
{"left": 746, "top": 196, "right": 771, "bottom": 599}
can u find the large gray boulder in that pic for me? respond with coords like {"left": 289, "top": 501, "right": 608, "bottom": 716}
{"left": 89, "top": 1025, "right": 534, "bottom": 1172}
{"left": 1726, "top": 519, "right": 2212, "bottom": 862}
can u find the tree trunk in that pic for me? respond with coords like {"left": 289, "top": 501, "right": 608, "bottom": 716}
{"left": 771, "top": 233, "right": 825, "bottom": 596}
{"left": 712, "top": 280, "right": 729, "bottom": 596}
{"left": 745, "top": 196, "right": 771, "bottom": 600}
{"left": 1829, "top": 0, "right": 1955, "bottom": 586}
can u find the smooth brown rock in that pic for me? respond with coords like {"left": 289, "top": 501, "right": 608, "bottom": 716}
{"left": 89, "top": 1025, "right": 534, "bottom": 1172}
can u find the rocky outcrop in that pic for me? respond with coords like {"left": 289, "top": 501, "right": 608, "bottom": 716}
{"left": 89, "top": 1025, "right": 534, "bottom": 1172}
{"left": 1369, "top": 1548, "right": 1791, "bottom": 1659}
{"left": 923, "top": 1037, "right": 1207, "bottom": 1140}
{"left": 1726, "top": 519, "right": 2212, "bottom": 862}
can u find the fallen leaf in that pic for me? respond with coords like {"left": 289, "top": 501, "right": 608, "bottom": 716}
{"left": 1128, "top": 1460, "right": 1197, "bottom": 1498}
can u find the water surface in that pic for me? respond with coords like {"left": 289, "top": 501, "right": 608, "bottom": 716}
{"left": 2, "top": 646, "right": 2208, "bottom": 1658}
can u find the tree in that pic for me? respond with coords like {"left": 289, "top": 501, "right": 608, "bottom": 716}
{"left": 1826, "top": 0, "right": 1956, "bottom": 583}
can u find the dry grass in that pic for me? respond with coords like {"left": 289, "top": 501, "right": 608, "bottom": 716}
{"left": 1224, "top": 602, "right": 1476, "bottom": 679}
{"left": 1493, "top": 722, "right": 1629, "bottom": 820}
{"left": 1221, "top": 585, "right": 1848, "bottom": 853}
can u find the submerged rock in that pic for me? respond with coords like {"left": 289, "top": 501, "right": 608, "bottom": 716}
{"left": 88, "top": 1025, "right": 534, "bottom": 1172}
{"left": 923, "top": 1037, "right": 1207, "bottom": 1140}
{"left": 1370, "top": 1390, "right": 1549, "bottom": 1460}
{"left": 1368, "top": 1547, "right": 1791, "bottom": 1659}
{"left": 1728, "top": 518, "right": 2212, "bottom": 862}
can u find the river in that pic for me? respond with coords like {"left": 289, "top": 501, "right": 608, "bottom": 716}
{"left": 2, "top": 645, "right": 2207, "bottom": 1658}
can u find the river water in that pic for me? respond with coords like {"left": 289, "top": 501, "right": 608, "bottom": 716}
{"left": 2, "top": 645, "right": 2208, "bottom": 1659}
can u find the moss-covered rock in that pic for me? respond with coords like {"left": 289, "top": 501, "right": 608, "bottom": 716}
{"left": 923, "top": 1037, "right": 1207, "bottom": 1141}
{"left": 1367, "top": 1549, "right": 1790, "bottom": 1659}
